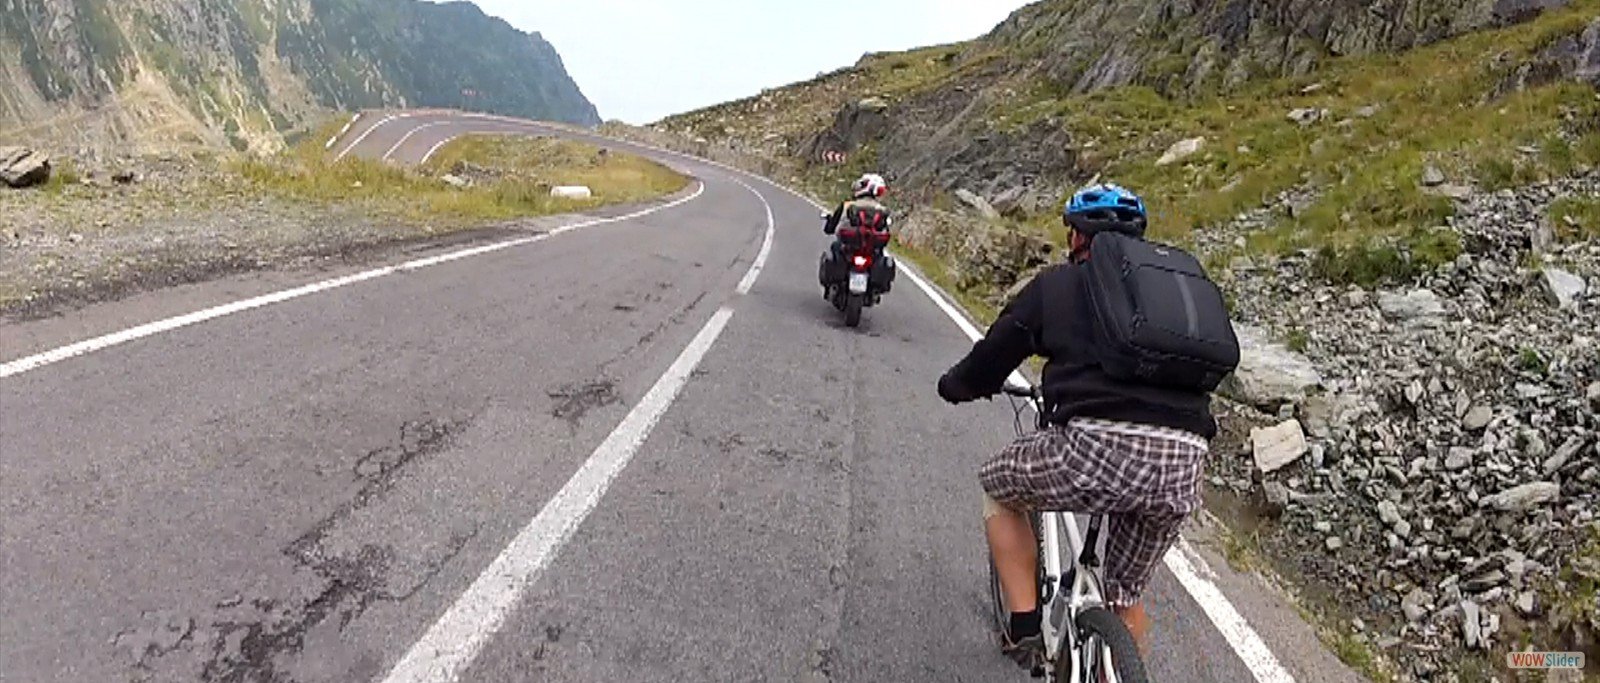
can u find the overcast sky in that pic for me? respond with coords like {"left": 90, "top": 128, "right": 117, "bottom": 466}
{"left": 440, "top": 0, "right": 1033, "bottom": 123}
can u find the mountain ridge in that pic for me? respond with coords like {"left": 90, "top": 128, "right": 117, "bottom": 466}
{"left": 0, "top": 0, "right": 600, "bottom": 154}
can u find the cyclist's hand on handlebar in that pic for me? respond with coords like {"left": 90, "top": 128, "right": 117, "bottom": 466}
{"left": 937, "top": 373, "right": 977, "bottom": 404}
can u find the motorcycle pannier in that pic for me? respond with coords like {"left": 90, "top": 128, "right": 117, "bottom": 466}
{"left": 1083, "top": 232, "right": 1240, "bottom": 391}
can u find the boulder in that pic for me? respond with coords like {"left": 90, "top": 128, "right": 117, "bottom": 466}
{"left": 1421, "top": 165, "right": 1446, "bottom": 187}
{"left": 1156, "top": 137, "right": 1206, "bottom": 166}
{"left": 1378, "top": 288, "right": 1446, "bottom": 323}
{"left": 954, "top": 189, "right": 1001, "bottom": 220}
{"left": 1542, "top": 267, "right": 1587, "bottom": 311}
{"left": 1218, "top": 325, "right": 1323, "bottom": 409}
{"left": 0, "top": 146, "right": 51, "bottom": 188}
{"left": 1480, "top": 482, "right": 1559, "bottom": 512}
{"left": 1251, "top": 419, "right": 1308, "bottom": 474}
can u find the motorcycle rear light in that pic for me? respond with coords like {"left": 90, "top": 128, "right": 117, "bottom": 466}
{"left": 853, "top": 255, "right": 869, "bottom": 267}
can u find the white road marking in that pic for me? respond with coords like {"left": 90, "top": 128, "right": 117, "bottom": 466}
{"left": 1170, "top": 541, "right": 1298, "bottom": 682}
{"left": 0, "top": 183, "right": 707, "bottom": 379}
{"left": 325, "top": 112, "right": 363, "bottom": 150}
{"left": 381, "top": 121, "right": 454, "bottom": 162}
{"left": 750, "top": 165, "right": 1297, "bottom": 683}
{"left": 379, "top": 176, "right": 777, "bottom": 683}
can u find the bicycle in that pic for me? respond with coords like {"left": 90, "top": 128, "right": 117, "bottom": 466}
{"left": 988, "top": 382, "right": 1150, "bottom": 683}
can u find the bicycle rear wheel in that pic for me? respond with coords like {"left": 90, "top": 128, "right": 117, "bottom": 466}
{"left": 1061, "top": 607, "right": 1149, "bottom": 683}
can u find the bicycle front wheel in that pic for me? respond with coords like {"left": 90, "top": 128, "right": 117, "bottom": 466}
{"left": 1061, "top": 607, "right": 1149, "bottom": 683}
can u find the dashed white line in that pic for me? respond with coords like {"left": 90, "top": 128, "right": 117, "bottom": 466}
{"left": 381, "top": 121, "right": 454, "bottom": 162}
{"left": 379, "top": 176, "right": 777, "bottom": 683}
{"left": 0, "top": 183, "right": 708, "bottom": 379}
{"left": 325, "top": 112, "right": 363, "bottom": 150}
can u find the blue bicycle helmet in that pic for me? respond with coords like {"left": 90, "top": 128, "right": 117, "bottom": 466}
{"left": 1064, "top": 183, "right": 1147, "bottom": 238}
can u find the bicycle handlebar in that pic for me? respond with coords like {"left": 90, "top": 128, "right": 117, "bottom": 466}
{"left": 1002, "top": 383, "right": 1038, "bottom": 399}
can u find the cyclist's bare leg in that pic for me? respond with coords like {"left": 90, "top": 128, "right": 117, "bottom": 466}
{"left": 985, "top": 503, "right": 1038, "bottom": 612}
{"left": 1113, "top": 602, "right": 1151, "bottom": 655}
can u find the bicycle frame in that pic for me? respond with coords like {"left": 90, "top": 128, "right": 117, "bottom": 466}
{"left": 1005, "top": 385, "right": 1121, "bottom": 683}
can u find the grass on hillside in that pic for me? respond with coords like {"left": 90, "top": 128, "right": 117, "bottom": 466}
{"left": 981, "top": 1, "right": 1600, "bottom": 280}
{"left": 233, "top": 128, "right": 689, "bottom": 224}
{"left": 721, "top": 2, "right": 1599, "bottom": 290}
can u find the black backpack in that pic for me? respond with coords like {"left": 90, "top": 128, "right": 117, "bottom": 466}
{"left": 1083, "top": 232, "right": 1240, "bottom": 392}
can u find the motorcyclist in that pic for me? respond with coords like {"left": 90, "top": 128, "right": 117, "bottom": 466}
{"left": 819, "top": 173, "right": 893, "bottom": 297}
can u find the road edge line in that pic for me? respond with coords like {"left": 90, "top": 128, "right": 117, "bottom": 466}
{"left": 0, "top": 182, "right": 707, "bottom": 379}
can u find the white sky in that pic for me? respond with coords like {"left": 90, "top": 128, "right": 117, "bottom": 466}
{"left": 437, "top": 0, "right": 1034, "bottom": 123}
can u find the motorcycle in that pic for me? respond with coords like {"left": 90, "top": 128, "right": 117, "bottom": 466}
{"left": 819, "top": 213, "right": 895, "bottom": 328}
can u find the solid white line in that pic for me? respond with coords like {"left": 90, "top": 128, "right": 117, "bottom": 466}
{"left": 325, "top": 112, "right": 363, "bottom": 150}
{"left": 379, "top": 173, "right": 778, "bottom": 683}
{"left": 730, "top": 178, "right": 775, "bottom": 295}
{"left": 1169, "top": 541, "right": 1298, "bottom": 682}
{"left": 732, "top": 151, "right": 1295, "bottom": 683}
{"left": 0, "top": 183, "right": 707, "bottom": 379}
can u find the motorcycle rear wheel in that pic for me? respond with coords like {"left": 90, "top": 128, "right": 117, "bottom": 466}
{"left": 844, "top": 292, "right": 864, "bottom": 327}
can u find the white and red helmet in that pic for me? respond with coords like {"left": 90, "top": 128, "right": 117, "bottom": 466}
{"left": 852, "top": 173, "right": 888, "bottom": 199}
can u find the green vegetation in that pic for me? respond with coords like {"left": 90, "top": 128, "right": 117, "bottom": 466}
{"left": 234, "top": 131, "right": 688, "bottom": 224}
{"left": 1331, "top": 631, "right": 1396, "bottom": 683}
{"left": 1551, "top": 196, "right": 1600, "bottom": 242}
{"left": 991, "top": 1, "right": 1600, "bottom": 256}
{"left": 1516, "top": 347, "right": 1550, "bottom": 375}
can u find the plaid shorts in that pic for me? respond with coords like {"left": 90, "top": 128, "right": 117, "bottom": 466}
{"left": 980, "top": 417, "right": 1209, "bottom": 608}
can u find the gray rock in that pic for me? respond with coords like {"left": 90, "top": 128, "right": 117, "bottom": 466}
{"left": 1480, "top": 481, "right": 1560, "bottom": 512}
{"left": 1263, "top": 481, "right": 1291, "bottom": 513}
{"left": 1445, "top": 447, "right": 1475, "bottom": 471}
{"left": 1344, "top": 289, "right": 1369, "bottom": 307}
{"left": 954, "top": 189, "right": 1001, "bottom": 220}
{"left": 1542, "top": 267, "right": 1587, "bottom": 311}
{"left": 1422, "top": 165, "right": 1446, "bottom": 187}
{"left": 1252, "top": 420, "right": 1309, "bottom": 474}
{"left": 1515, "top": 591, "right": 1536, "bottom": 615}
{"left": 1426, "top": 183, "right": 1476, "bottom": 200}
{"left": 1545, "top": 436, "right": 1586, "bottom": 476}
{"left": 1219, "top": 325, "right": 1324, "bottom": 409}
{"left": 1377, "top": 500, "right": 1403, "bottom": 527}
{"left": 1462, "top": 599, "right": 1482, "bottom": 649}
{"left": 0, "top": 146, "right": 51, "bottom": 188}
{"left": 1326, "top": 536, "right": 1344, "bottom": 550}
{"left": 1402, "top": 588, "right": 1432, "bottom": 622}
{"left": 441, "top": 174, "right": 471, "bottom": 189}
{"left": 1355, "top": 104, "right": 1381, "bottom": 118}
{"left": 990, "top": 186, "right": 1028, "bottom": 217}
{"left": 1463, "top": 405, "right": 1494, "bottom": 432}
{"left": 1157, "top": 137, "right": 1206, "bottom": 166}
{"left": 1587, "top": 381, "right": 1600, "bottom": 408}
{"left": 1288, "top": 108, "right": 1328, "bottom": 126}
{"left": 1313, "top": 520, "right": 1333, "bottom": 533}
{"left": 1464, "top": 569, "right": 1507, "bottom": 592}
{"left": 1378, "top": 289, "right": 1446, "bottom": 323}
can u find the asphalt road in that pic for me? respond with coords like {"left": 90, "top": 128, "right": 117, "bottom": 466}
{"left": 0, "top": 110, "right": 1364, "bottom": 682}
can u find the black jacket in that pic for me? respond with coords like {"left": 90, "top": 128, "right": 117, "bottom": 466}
{"left": 939, "top": 262, "right": 1218, "bottom": 438}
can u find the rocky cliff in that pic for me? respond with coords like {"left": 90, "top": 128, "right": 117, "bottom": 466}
{"left": 0, "top": 0, "right": 599, "bottom": 154}
{"left": 638, "top": 2, "right": 1600, "bottom": 678}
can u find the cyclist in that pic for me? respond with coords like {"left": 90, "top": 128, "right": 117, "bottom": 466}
{"left": 819, "top": 173, "right": 893, "bottom": 295}
{"left": 936, "top": 184, "right": 1217, "bottom": 666}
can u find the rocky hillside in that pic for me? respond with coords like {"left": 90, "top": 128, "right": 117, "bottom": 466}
{"left": 638, "top": 1, "right": 1600, "bottom": 679}
{"left": 0, "top": 0, "right": 599, "bottom": 154}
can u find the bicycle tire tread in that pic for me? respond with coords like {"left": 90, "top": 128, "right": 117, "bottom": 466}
{"left": 1066, "top": 607, "right": 1150, "bottom": 683}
